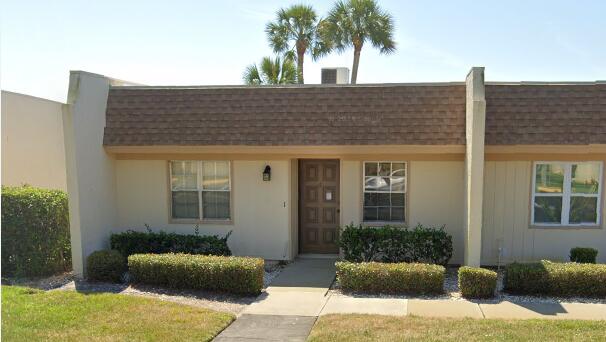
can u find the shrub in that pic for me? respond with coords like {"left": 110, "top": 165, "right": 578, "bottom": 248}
{"left": 338, "top": 224, "right": 453, "bottom": 265}
{"left": 1, "top": 186, "right": 71, "bottom": 277}
{"left": 110, "top": 229, "right": 231, "bottom": 258}
{"left": 504, "top": 261, "right": 606, "bottom": 297}
{"left": 570, "top": 247, "right": 598, "bottom": 264}
{"left": 336, "top": 261, "right": 444, "bottom": 294}
{"left": 87, "top": 250, "right": 127, "bottom": 282}
{"left": 458, "top": 266, "right": 497, "bottom": 298}
{"left": 128, "top": 253, "right": 264, "bottom": 294}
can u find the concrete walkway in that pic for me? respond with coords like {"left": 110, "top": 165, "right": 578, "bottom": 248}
{"left": 215, "top": 258, "right": 336, "bottom": 341}
{"left": 320, "top": 297, "right": 606, "bottom": 320}
{"left": 214, "top": 258, "right": 606, "bottom": 341}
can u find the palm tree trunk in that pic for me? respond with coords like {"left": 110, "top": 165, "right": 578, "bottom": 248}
{"left": 297, "top": 50, "right": 305, "bottom": 84}
{"left": 351, "top": 46, "right": 361, "bottom": 84}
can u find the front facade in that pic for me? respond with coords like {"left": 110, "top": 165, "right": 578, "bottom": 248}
{"left": 63, "top": 69, "right": 606, "bottom": 276}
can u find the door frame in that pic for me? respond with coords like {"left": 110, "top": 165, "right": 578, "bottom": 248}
{"left": 297, "top": 158, "right": 341, "bottom": 254}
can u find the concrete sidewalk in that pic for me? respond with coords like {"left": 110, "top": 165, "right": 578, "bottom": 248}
{"left": 243, "top": 258, "right": 335, "bottom": 316}
{"left": 320, "top": 297, "right": 606, "bottom": 320}
{"left": 215, "top": 258, "right": 336, "bottom": 341}
{"left": 214, "top": 258, "right": 605, "bottom": 341}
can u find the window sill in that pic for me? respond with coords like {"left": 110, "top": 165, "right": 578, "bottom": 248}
{"left": 362, "top": 221, "right": 407, "bottom": 227}
{"left": 530, "top": 224, "right": 602, "bottom": 230}
{"left": 169, "top": 218, "right": 234, "bottom": 225}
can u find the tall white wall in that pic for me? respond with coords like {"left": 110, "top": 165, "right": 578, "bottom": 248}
{"left": 1, "top": 91, "right": 67, "bottom": 190}
{"left": 114, "top": 159, "right": 291, "bottom": 260}
{"left": 64, "top": 71, "right": 118, "bottom": 276}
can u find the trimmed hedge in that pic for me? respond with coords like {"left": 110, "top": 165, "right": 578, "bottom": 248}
{"left": 570, "top": 247, "right": 598, "bottom": 264}
{"left": 128, "top": 253, "right": 264, "bottom": 294}
{"left": 504, "top": 261, "right": 606, "bottom": 297}
{"left": 336, "top": 261, "right": 444, "bottom": 294}
{"left": 110, "top": 229, "right": 231, "bottom": 258}
{"left": 1, "top": 186, "right": 71, "bottom": 277}
{"left": 338, "top": 224, "right": 453, "bottom": 265}
{"left": 458, "top": 266, "right": 497, "bottom": 299}
{"left": 87, "top": 250, "right": 127, "bottom": 283}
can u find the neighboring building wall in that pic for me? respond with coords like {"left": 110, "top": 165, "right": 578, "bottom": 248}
{"left": 340, "top": 160, "right": 466, "bottom": 264}
{"left": 1, "top": 91, "right": 67, "bottom": 190}
{"left": 482, "top": 160, "right": 606, "bottom": 264}
{"left": 114, "top": 159, "right": 291, "bottom": 260}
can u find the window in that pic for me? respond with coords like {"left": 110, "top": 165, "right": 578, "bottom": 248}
{"left": 170, "top": 161, "right": 231, "bottom": 221}
{"left": 532, "top": 162, "right": 602, "bottom": 226}
{"left": 363, "top": 161, "right": 406, "bottom": 222}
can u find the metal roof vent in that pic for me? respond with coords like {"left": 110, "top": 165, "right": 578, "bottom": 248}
{"left": 321, "top": 68, "right": 349, "bottom": 84}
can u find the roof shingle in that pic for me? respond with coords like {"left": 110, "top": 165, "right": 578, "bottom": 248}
{"left": 103, "top": 83, "right": 606, "bottom": 147}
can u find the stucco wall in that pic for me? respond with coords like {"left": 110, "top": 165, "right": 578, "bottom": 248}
{"left": 63, "top": 72, "right": 119, "bottom": 276}
{"left": 340, "top": 160, "right": 466, "bottom": 264}
{"left": 1, "top": 91, "right": 67, "bottom": 190}
{"left": 114, "top": 159, "right": 291, "bottom": 260}
{"left": 482, "top": 161, "right": 606, "bottom": 264}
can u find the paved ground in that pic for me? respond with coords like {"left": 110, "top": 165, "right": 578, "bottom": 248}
{"left": 215, "top": 258, "right": 336, "bottom": 341}
{"left": 213, "top": 315, "right": 316, "bottom": 342}
{"left": 215, "top": 258, "right": 606, "bottom": 341}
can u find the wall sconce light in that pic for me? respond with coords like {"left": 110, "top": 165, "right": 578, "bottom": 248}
{"left": 263, "top": 165, "right": 271, "bottom": 181}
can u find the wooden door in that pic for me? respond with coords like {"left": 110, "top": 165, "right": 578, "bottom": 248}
{"left": 299, "top": 159, "right": 340, "bottom": 254}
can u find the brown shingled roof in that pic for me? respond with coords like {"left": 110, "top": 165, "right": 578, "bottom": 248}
{"left": 485, "top": 83, "right": 606, "bottom": 145}
{"left": 103, "top": 84, "right": 466, "bottom": 146}
{"left": 103, "top": 82, "right": 606, "bottom": 147}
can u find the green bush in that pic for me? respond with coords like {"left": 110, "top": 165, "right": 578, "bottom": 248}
{"left": 1, "top": 186, "right": 71, "bottom": 277}
{"left": 570, "top": 247, "right": 598, "bottom": 264}
{"left": 128, "top": 253, "right": 264, "bottom": 294}
{"left": 458, "top": 266, "right": 497, "bottom": 298}
{"left": 504, "top": 261, "right": 606, "bottom": 297}
{"left": 87, "top": 250, "right": 127, "bottom": 282}
{"left": 110, "top": 229, "right": 231, "bottom": 258}
{"left": 338, "top": 224, "right": 453, "bottom": 265}
{"left": 336, "top": 261, "right": 444, "bottom": 294}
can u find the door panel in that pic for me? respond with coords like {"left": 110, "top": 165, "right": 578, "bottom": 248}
{"left": 299, "top": 159, "right": 340, "bottom": 254}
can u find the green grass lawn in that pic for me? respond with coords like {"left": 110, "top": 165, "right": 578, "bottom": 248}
{"left": 309, "top": 314, "right": 606, "bottom": 342}
{"left": 1, "top": 286, "right": 234, "bottom": 342}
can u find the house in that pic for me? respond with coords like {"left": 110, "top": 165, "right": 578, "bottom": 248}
{"left": 1, "top": 90, "right": 68, "bottom": 190}
{"left": 63, "top": 68, "right": 606, "bottom": 276}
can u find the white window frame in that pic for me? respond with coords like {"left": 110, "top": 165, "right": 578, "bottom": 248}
{"left": 169, "top": 160, "right": 232, "bottom": 222}
{"left": 531, "top": 161, "right": 603, "bottom": 227}
{"left": 362, "top": 161, "right": 407, "bottom": 224}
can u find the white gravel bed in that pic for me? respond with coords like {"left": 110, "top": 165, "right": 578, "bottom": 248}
{"left": 4, "top": 263, "right": 284, "bottom": 316}
{"left": 331, "top": 266, "right": 606, "bottom": 304}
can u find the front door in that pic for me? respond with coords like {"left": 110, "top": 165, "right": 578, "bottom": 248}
{"left": 299, "top": 159, "right": 340, "bottom": 254}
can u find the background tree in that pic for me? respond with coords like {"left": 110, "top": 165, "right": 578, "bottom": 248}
{"left": 323, "top": 0, "right": 396, "bottom": 84}
{"left": 243, "top": 56, "right": 297, "bottom": 85}
{"left": 265, "top": 4, "right": 329, "bottom": 84}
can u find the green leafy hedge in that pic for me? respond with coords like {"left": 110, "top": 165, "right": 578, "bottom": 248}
{"left": 458, "top": 266, "right": 497, "bottom": 298}
{"left": 87, "top": 250, "right": 127, "bottom": 283}
{"left": 128, "top": 253, "right": 264, "bottom": 294}
{"left": 338, "top": 224, "right": 453, "bottom": 265}
{"left": 336, "top": 261, "right": 444, "bottom": 294}
{"left": 504, "top": 261, "right": 606, "bottom": 297}
{"left": 110, "top": 229, "right": 231, "bottom": 258}
{"left": 1, "top": 186, "right": 71, "bottom": 277}
{"left": 570, "top": 247, "right": 598, "bottom": 264}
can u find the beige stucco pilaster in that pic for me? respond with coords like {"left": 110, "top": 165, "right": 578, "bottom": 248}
{"left": 463, "top": 67, "right": 486, "bottom": 266}
{"left": 64, "top": 71, "right": 130, "bottom": 276}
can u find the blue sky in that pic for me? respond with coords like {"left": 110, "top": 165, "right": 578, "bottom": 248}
{"left": 1, "top": 0, "right": 605, "bottom": 102}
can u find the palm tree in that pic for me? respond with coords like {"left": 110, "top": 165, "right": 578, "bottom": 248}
{"left": 265, "top": 4, "right": 328, "bottom": 84}
{"left": 243, "top": 56, "right": 297, "bottom": 85}
{"left": 322, "top": 0, "right": 396, "bottom": 84}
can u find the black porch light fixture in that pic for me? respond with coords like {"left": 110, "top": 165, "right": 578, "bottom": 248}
{"left": 263, "top": 165, "right": 271, "bottom": 181}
